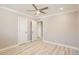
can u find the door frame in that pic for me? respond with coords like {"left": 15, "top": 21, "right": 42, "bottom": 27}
{"left": 29, "top": 21, "right": 32, "bottom": 42}
{"left": 30, "top": 20, "right": 38, "bottom": 42}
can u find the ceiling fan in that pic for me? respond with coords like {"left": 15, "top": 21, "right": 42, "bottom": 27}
{"left": 27, "top": 4, "right": 48, "bottom": 15}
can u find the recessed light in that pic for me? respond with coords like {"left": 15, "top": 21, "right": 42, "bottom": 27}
{"left": 60, "top": 8, "right": 63, "bottom": 10}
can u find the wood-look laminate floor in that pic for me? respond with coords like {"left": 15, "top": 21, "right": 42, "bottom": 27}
{"left": 0, "top": 40, "right": 73, "bottom": 55}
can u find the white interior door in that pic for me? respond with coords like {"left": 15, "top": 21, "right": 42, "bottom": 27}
{"left": 37, "top": 21, "right": 43, "bottom": 39}
{"left": 18, "top": 16, "right": 28, "bottom": 44}
{"left": 31, "top": 20, "right": 37, "bottom": 41}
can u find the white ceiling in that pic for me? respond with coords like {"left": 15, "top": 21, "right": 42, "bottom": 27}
{"left": 0, "top": 4, "right": 78, "bottom": 18}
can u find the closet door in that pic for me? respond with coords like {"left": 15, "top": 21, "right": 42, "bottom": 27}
{"left": 18, "top": 16, "right": 28, "bottom": 44}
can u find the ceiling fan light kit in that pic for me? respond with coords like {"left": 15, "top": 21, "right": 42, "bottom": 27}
{"left": 36, "top": 10, "right": 40, "bottom": 14}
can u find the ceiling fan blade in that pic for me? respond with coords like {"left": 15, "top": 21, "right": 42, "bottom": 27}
{"left": 26, "top": 10, "right": 36, "bottom": 11}
{"left": 40, "top": 7, "right": 48, "bottom": 10}
{"left": 32, "top": 4, "right": 38, "bottom": 10}
{"left": 40, "top": 11, "right": 46, "bottom": 14}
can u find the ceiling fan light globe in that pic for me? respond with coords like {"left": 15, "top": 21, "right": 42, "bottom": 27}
{"left": 37, "top": 11, "right": 40, "bottom": 14}
{"left": 36, "top": 10, "right": 40, "bottom": 15}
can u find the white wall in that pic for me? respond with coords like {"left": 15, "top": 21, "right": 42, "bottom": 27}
{"left": 42, "top": 12, "right": 79, "bottom": 48}
{"left": 0, "top": 8, "right": 18, "bottom": 49}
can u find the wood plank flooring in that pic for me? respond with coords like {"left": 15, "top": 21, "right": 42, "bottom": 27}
{"left": 0, "top": 40, "right": 75, "bottom": 55}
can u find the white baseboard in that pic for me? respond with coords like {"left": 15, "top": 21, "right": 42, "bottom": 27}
{"left": 0, "top": 41, "right": 31, "bottom": 52}
{"left": 43, "top": 40, "right": 79, "bottom": 51}
{"left": 0, "top": 44, "right": 18, "bottom": 52}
